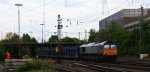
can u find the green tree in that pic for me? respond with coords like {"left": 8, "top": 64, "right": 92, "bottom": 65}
{"left": 97, "top": 29, "right": 108, "bottom": 41}
{"left": 5, "top": 32, "right": 20, "bottom": 42}
{"left": 106, "top": 22, "right": 130, "bottom": 55}
{"left": 5, "top": 32, "right": 16, "bottom": 40}
{"left": 142, "top": 20, "right": 150, "bottom": 53}
{"left": 31, "top": 37, "right": 38, "bottom": 43}
{"left": 21, "top": 33, "right": 37, "bottom": 43}
{"left": 127, "top": 29, "right": 140, "bottom": 55}
{"left": 88, "top": 29, "right": 97, "bottom": 42}
{"left": 48, "top": 35, "right": 59, "bottom": 43}
{"left": 61, "top": 37, "right": 80, "bottom": 42}
{"left": 22, "top": 34, "right": 31, "bottom": 42}
{"left": 0, "top": 42, "right": 5, "bottom": 60}
{"left": 21, "top": 34, "right": 31, "bottom": 56}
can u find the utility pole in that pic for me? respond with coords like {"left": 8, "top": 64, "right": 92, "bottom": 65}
{"left": 15, "top": 4, "right": 23, "bottom": 36}
{"left": 40, "top": 24, "right": 45, "bottom": 43}
{"left": 30, "top": 31, "right": 33, "bottom": 37}
{"left": 79, "top": 32, "right": 80, "bottom": 40}
{"left": 56, "top": 14, "right": 63, "bottom": 63}
{"left": 43, "top": 0, "right": 45, "bottom": 25}
{"left": 41, "top": 0, "right": 46, "bottom": 43}
{"left": 65, "top": 32, "right": 68, "bottom": 37}
{"left": 15, "top": 3, "right": 23, "bottom": 57}
{"left": 65, "top": 0, "right": 68, "bottom": 7}
{"left": 85, "top": 30, "right": 87, "bottom": 42}
{"left": 140, "top": 6, "right": 144, "bottom": 54}
{"left": 1, "top": 31, "right": 3, "bottom": 40}
{"left": 14, "top": 24, "right": 15, "bottom": 34}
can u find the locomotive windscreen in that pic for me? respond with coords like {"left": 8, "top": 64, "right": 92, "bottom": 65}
{"left": 104, "top": 45, "right": 117, "bottom": 49}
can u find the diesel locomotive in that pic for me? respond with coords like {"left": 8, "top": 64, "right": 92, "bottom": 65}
{"left": 80, "top": 41, "right": 117, "bottom": 62}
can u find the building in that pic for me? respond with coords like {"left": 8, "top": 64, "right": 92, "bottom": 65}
{"left": 99, "top": 8, "right": 150, "bottom": 30}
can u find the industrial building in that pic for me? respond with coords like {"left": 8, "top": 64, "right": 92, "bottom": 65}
{"left": 99, "top": 8, "right": 150, "bottom": 30}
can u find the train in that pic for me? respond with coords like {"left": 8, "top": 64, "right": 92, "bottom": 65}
{"left": 37, "top": 41, "right": 117, "bottom": 62}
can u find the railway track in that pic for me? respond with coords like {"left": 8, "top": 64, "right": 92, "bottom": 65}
{"left": 63, "top": 60, "right": 150, "bottom": 72}
{"left": 73, "top": 62, "right": 128, "bottom": 72}
{"left": 98, "top": 63, "right": 150, "bottom": 71}
{"left": 116, "top": 60, "right": 150, "bottom": 67}
{"left": 50, "top": 65, "right": 79, "bottom": 72}
{"left": 64, "top": 60, "right": 131, "bottom": 72}
{"left": 53, "top": 67, "right": 74, "bottom": 72}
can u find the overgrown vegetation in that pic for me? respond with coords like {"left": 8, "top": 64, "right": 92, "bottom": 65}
{"left": 88, "top": 20, "right": 150, "bottom": 56}
{"left": 48, "top": 35, "right": 80, "bottom": 43}
{"left": 15, "top": 59, "right": 54, "bottom": 72}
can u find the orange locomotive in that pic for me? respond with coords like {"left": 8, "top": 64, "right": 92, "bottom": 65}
{"left": 80, "top": 41, "right": 117, "bottom": 62}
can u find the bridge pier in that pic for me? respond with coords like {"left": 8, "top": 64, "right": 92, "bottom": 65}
{"left": 28, "top": 47, "right": 36, "bottom": 58}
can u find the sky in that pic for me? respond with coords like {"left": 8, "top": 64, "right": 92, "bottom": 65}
{"left": 0, "top": 0, "right": 150, "bottom": 42}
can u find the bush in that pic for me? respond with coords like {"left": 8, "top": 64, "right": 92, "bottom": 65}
{"left": 15, "top": 59, "right": 53, "bottom": 72}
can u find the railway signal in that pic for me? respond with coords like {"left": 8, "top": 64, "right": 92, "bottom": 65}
{"left": 57, "top": 14, "right": 63, "bottom": 64}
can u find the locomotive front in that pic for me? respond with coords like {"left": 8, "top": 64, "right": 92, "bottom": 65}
{"left": 102, "top": 42, "right": 117, "bottom": 61}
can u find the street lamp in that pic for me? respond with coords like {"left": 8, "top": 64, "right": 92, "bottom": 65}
{"left": 15, "top": 3, "right": 23, "bottom": 57}
{"left": 40, "top": 24, "right": 45, "bottom": 43}
{"left": 15, "top": 4, "right": 23, "bottom": 36}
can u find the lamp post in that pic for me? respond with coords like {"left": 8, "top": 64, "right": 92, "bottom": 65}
{"left": 15, "top": 4, "right": 23, "bottom": 57}
{"left": 40, "top": 24, "right": 45, "bottom": 43}
{"left": 15, "top": 4, "right": 23, "bottom": 36}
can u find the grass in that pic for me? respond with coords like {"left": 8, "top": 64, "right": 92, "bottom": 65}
{"left": 0, "top": 60, "right": 5, "bottom": 66}
{"left": 15, "top": 59, "right": 54, "bottom": 72}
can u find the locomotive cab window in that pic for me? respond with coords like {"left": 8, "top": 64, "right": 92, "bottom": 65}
{"left": 111, "top": 45, "right": 117, "bottom": 49}
{"left": 104, "top": 45, "right": 110, "bottom": 49}
{"left": 81, "top": 47, "right": 85, "bottom": 52}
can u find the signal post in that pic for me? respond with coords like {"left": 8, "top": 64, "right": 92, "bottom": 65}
{"left": 56, "top": 14, "right": 63, "bottom": 63}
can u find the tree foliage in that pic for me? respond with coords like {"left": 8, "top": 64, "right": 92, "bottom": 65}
{"left": 88, "top": 29, "right": 97, "bottom": 42}
{"left": 48, "top": 35, "right": 59, "bottom": 42}
{"left": 31, "top": 37, "right": 38, "bottom": 43}
{"left": 48, "top": 35, "right": 80, "bottom": 43}
{"left": 61, "top": 37, "right": 80, "bottom": 42}
{"left": 5, "top": 32, "right": 20, "bottom": 42}
{"left": 107, "top": 22, "right": 132, "bottom": 55}
{"left": 21, "top": 33, "right": 37, "bottom": 43}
